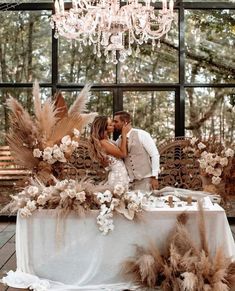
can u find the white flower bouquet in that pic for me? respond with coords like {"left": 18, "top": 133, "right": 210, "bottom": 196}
{"left": 185, "top": 137, "right": 234, "bottom": 194}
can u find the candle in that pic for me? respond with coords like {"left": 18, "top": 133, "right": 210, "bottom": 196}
{"left": 168, "top": 196, "right": 174, "bottom": 207}
{"left": 59, "top": 0, "right": 64, "bottom": 14}
{"left": 187, "top": 196, "right": 192, "bottom": 206}
{"left": 169, "top": 0, "right": 174, "bottom": 15}
{"left": 55, "top": 0, "right": 60, "bottom": 14}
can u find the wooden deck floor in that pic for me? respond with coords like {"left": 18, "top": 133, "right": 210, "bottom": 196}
{"left": 0, "top": 222, "right": 235, "bottom": 291}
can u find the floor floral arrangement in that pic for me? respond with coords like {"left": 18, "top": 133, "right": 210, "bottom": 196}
{"left": 122, "top": 203, "right": 235, "bottom": 291}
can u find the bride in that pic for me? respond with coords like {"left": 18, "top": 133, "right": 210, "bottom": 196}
{"left": 90, "top": 116, "right": 130, "bottom": 189}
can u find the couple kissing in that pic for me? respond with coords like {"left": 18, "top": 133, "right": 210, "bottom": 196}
{"left": 90, "top": 111, "right": 160, "bottom": 192}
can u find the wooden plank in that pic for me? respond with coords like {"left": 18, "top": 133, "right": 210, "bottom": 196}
{"left": 0, "top": 170, "right": 30, "bottom": 175}
{"left": 0, "top": 253, "right": 16, "bottom": 281}
{"left": 0, "top": 240, "right": 15, "bottom": 269}
{"left": 0, "top": 224, "right": 9, "bottom": 233}
{"left": 0, "top": 230, "right": 15, "bottom": 249}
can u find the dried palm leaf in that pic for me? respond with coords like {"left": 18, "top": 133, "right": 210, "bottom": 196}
{"left": 47, "top": 115, "right": 82, "bottom": 146}
{"left": 80, "top": 112, "right": 98, "bottom": 128}
{"left": 7, "top": 97, "right": 38, "bottom": 148}
{"left": 7, "top": 134, "right": 38, "bottom": 168}
{"left": 33, "top": 80, "right": 42, "bottom": 119}
{"left": 54, "top": 91, "right": 68, "bottom": 120}
{"left": 33, "top": 80, "right": 59, "bottom": 145}
{"left": 68, "top": 84, "right": 92, "bottom": 117}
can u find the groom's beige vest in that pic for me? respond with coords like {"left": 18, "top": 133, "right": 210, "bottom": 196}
{"left": 124, "top": 130, "right": 152, "bottom": 182}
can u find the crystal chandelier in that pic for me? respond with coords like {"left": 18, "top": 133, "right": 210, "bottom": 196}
{"left": 51, "top": 0, "right": 175, "bottom": 64}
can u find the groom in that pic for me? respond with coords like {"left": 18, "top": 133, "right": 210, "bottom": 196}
{"left": 113, "top": 111, "right": 160, "bottom": 191}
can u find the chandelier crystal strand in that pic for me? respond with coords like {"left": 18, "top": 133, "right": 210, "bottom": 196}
{"left": 51, "top": 0, "right": 175, "bottom": 63}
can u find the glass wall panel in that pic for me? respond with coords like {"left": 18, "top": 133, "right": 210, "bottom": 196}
{"left": 185, "top": 87, "right": 235, "bottom": 145}
{"left": 120, "top": 16, "right": 179, "bottom": 83}
{"left": 61, "top": 90, "right": 113, "bottom": 115}
{"left": 185, "top": 10, "right": 235, "bottom": 84}
{"left": 59, "top": 40, "right": 116, "bottom": 84}
{"left": 123, "top": 91, "right": 175, "bottom": 142}
{"left": 0, "top": 11, "right": 52, "bottom": 83}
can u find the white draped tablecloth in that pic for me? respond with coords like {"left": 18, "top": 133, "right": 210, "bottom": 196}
{"left": 2, "top": 204, "right": 235, "bottom": 290}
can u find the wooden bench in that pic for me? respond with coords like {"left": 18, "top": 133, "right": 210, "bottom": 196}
{"left": 0, "top": 146, "right": 31, "bottom": 187}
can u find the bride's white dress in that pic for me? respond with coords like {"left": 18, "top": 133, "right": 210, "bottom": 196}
{"left": 106, "top": 155, "right": 130, "bottom": 188}
{"left": 104, "top": 140, "right": 129, "bottom": 188}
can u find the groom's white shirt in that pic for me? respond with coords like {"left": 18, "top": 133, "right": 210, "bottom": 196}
{"left": 117, "top": 128, "right": 160, "bottom": 179}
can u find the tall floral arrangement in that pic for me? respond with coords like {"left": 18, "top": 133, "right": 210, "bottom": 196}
{"left": 185, "top": 137, "right": 234, "bottom": 195}
{"left": 6, "top": 81, "right": 97, "bottom": 184}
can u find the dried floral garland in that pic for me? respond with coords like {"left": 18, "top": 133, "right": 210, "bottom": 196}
{"left": 3, "top": 179, "right": 155, "bottom": 235}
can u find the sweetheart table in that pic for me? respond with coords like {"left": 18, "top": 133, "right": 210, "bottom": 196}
{"left": 1, "top": 204, "right": 235, "bottom": 291}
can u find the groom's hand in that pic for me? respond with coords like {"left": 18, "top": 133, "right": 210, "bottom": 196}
{"left": 150, "top": 177, "right": 159, "bottom": 190}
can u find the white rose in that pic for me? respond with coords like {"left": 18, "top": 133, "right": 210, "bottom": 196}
{"left": 199, "top": 159, "right": 207, "bottom": 169}
{"left": 220, "top": 157, "right": 228, "bottom": 167}
{"left": 66, "top": 189, "right": 77, "bottom": 199}
{"left": 73, "top": 128, "right": 80, "bottom": 138}
{"left": 55, "top": 180, "right": 69, "bottom": 190}
{"left": 200, "top": 151, "right": 208, "bottom": 157}
{"left": 27, "top": 186, "right": 39, "bottom": 197}
{"left": 61, "top": 135, "right": 72, "bottom": 146}
{"left": 225, "top": 148, "right": 234, "bottom": 158}
{"left": 37, "top": 195, "right": 48, "bottom": 206}
{"left": 33, "top": 148, "right": 42, "bottom": 158}
{"left": 75, "top": 191, "right": 86, "bottom": 202}
{"left": 113, "top": 184, "right": 125, "bottom": 196}
{"left": 26, "top": 200, "right": 37, "bottom": 212}
{"left": 212, "top": 167, "right": 222, "bottom": 177}
{"left": 212, "top": 176, "right": 221, "bottom": 185}
{"left": 205, "top": 166, "right": 214, "bottom": 175}
{"left": 19, "top": 207, "right": 32, "bottom": 218}
{"left": 53, "top": 147, "right": 66, "bottom": 161}
{"left": 71, "top": 141, "right": 79, "bottom": 149}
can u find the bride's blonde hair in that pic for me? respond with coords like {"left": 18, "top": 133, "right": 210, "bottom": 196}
{"left": 89, "top": 116, "right": 109, "bottom": 166}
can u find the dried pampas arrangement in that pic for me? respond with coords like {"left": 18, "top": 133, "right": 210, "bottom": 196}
{"left": 6, "top": 81, "right": 97, "bottom": 184}
{"left": 122, "top": 204, "right": 235, "bottom": 290}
